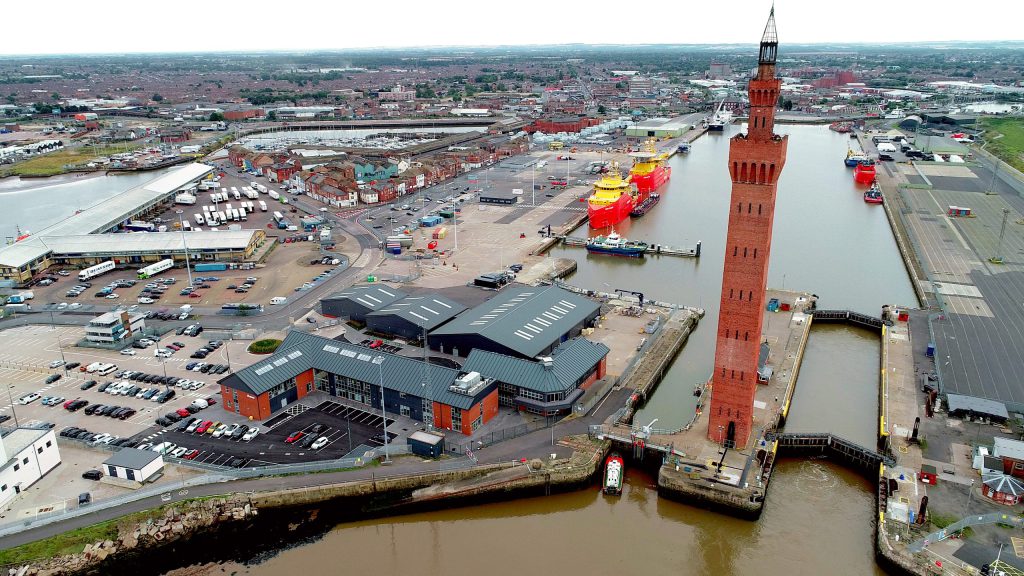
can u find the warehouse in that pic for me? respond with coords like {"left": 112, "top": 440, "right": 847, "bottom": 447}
{"left": 218, "top": 331, "right": 499, "bottom": 435}
{"left": 428, "top": 285, "right": 601, "bottom": 359}
{"left": 365, "top": 294, "right": 467, "bottom": 341}
{"left": 461, "top": 337, "right": 609, "bottom": 415}
{"left": 625, "top": 116, "right": 693, "bottom": 139}
{"left": 319, "top": 284, "right": 408, "bottom": 323}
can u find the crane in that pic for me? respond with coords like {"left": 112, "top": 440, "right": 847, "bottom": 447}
{"left": 615, "top": 288, "right": 644, "bottom": 308}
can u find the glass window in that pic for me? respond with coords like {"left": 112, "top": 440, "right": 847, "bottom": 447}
{"left": 126, "top": 469, "right": 136, "bottom": 481}
{"left": 46, "top": 441, "right": 52, "bottom": 448}
{"left": 13, "top": 464, "right": 19, "bottom": 472}
{"left": 22, "top": 457, "right": 28, "bottom": 465}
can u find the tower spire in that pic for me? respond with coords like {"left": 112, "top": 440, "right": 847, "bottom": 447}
{"left": 758, "top": 6, "right": 778, "bottom": 65}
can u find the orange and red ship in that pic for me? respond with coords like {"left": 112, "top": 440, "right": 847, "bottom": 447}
{"left": 587, "top": 163, "right": 634, "bottom": 229}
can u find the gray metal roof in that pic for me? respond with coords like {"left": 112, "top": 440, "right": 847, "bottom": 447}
{"left": 430, "top": 286, "right": 600, "bottom": 358}
{"left": 324, "top": 284, "right": 407, "bottom": 312}
{"left": 994, "top": 437, "right": 1024, "bottom": 462}
{"left": 103, "top": 447, "right": 162, "bottom": 470}
{"left": 982, "top": 472, "right": 1024, "bottom": 496}
{"left": 947, "top": 394, "right": 1009, "bottom": 419}
{"left": 222, "top": 331, "right": 475, "bottom": 409}
{"left": 461, "top": 337, "right": 609, "bottom": 394}
{"left": 367, "top": 294, "right": 466, "bottom": 330}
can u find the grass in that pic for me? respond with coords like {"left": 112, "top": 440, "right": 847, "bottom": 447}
{"left": 5, "top": 143, "right": 145, "bottom": 177}
{"left": 0, "top": 520, "right": 118, "bottom": 565}
{"left": 981, "top": 117, "right": 1024, "bottom": 173}
{"left": 929, "top": 512, "right": 974, "bottom": 539}
{"left": 247, "top": 338, "right": 282, "bottom": 354}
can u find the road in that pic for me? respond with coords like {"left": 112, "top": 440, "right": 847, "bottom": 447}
{"left": 0, "top": 385, "right": 629, "bottom": 550}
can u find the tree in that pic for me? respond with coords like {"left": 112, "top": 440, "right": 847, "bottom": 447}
{"left": 152, "top": 93, "right": 164, "bottom": 102}
{"left": 267, "top": 110, "right": 277, "bottom": 121}
{"left": 209, "top": 112, "right": 224, "bottom": 122}
{"left": 783, "top": 99, "right": 793, "bottom": 111}
{"left": 50, "top": 92, "right": 60, "bottom": 101}
{"left": 597, "top": 105, "right": 607, "bottom": 115}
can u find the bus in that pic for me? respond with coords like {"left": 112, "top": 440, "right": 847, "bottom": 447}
{"left": 78, "top": 260, "right": 115, "bottom": 282}
{"left": 137, "top": 259, "right": 174, "bottom": 279}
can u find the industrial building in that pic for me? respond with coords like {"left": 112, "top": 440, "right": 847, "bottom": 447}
{"left": 365, "top": 294, "right": 466, "bottom": 341}
{"left": 0, "top": 428, "right": 61, "bottom": 509}
{"left": 625, "top": 117, "right": 693, "bottom": 139}
{"left": 102, "top": 448, "right": 164, "bottom": 484}
{"left": 0, "top": 163, "right": 275, "bottom": 286}
{"left": 319, "top": 284, "right": 408, "bottom": 323}
{"left": 461, "top": 338, "right": 608, "bottom": 415}
{"left": 428, "top": 285, "right": 602, "bottom": 359}
{"left": 218, "top": 331, "right": 499, "bottom": 435}
{"left": 85, "top": 311, "right": 147, "bottom": 344}
{"left": 478, "top": 190, "right": 521, "bottom": 205}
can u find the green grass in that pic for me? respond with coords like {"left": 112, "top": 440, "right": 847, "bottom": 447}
{"left": 247, "top": 338, "right": 282, "bottom": 354}
{"left": 5, "top": 143, "right": 145, "bottom": 177}
{"left": 0, "top": 520, "right": 119, "bottom": 565}
{"left": 981, "top": 117, "right": 1024, "bottom": 173}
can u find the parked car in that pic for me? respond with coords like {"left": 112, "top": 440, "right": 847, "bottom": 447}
{"left": 242, "top": 427, "right": 260, "bottom": 441}
{"left": 285, "top": 431, "right": 304, "bottom": 444}
{"left": 311, "top": 437, "right": 329, "bottom": 450}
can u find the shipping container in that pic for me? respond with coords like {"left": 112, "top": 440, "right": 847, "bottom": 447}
{"left": 194, "top": 262, "right": 228, "bottom": 272}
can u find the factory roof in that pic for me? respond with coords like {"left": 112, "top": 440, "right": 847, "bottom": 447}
{"left": 461, "top": 338, "right": 609, "bottom": 394}
{"left": 46, "top": 230, "right": 258, "bottom": 255}
{"left": 430, "top": 285, "right": 600, "bottom": 358}
{"left": 628, "top": 116, "right": 693, "bottom": 131}
{"left": 323, "top": 284, "right": 408, "bottom": 312}
{"left": 220, "top": 331, "right": 476, "bottom": 409}
{"left": 994, "top": 437, "right": 1024, "bottom": 462}
{"left": 367, "top": 294, "right": 467, "bottom": 331}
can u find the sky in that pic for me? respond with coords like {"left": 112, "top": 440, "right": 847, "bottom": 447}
{"left": 1, "top": 0, "right": 1020, "bottom": 55}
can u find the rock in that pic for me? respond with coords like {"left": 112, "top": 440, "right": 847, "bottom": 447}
{"left": 82, "top": 544, "right": 93, "bottom": 556}
{"left": 94, "top": 549, "right": 109, "bottom": 562}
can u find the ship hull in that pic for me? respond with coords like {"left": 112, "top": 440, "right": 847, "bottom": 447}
{"left": 588, "top": 194, "right": 634, "bottom": 229}
{"left": 707, "top": 123, "right": 725, "bottom": 132}
{"left": 630, "top": 193, "right": 660, "bottom": 217}
{"left": 586, "top": 245, "right": 646, "bottom": 258}
{"left": 630, "top": 165, "right": 671, "bottom": 193}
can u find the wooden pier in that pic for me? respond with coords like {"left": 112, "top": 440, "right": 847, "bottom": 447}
{"left": 553, "top": 235, "right": 701, "bottom": 258}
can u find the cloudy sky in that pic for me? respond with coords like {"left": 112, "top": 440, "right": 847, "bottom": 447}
{"left": 2, "top": 0, "right": 1019, "bottom": 55}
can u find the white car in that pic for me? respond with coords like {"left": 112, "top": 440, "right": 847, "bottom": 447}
{"left": 127, "top": 305, "right": 139, "bottom": 312}
{"left": 68, "top": 303, "right": 81, "bottom": 310}
{"left": 311, "top": 436, "right": 329, "bottom": 450}
{"left": 186, "top": 420, "right": 202, "bottom": 433}
{"left": 120, "top": 349, "right": 136, "bottom": 356}
{"left": 242, "top": 427, "right": 260, "bottom": 441}
{"left": 57, "top": 271, "right": 71, "bottom": 277}
{"left": 170, "top": 446, "right": 189, "bottom": 458}
{"left": 155, "top": 349, "right": 173, "bottom": 358}
{"left": 138, "top": 297, "right": 155, "bottom": 304}
{"left": 48, "top": 360, "right": 65, "bottom": 368}
{"left": 56, "top": 302, "right": 68, "bottom": 310}
{"left": 211, "top": 423, "right": 230, "bottom": 438}
{"left": 17, "top": 393, "right": 40, "bottom": 405}
{"left": 138, "top": 338, "right": 156, "bottom": 346}
{"left": 104, "top": 293, "right": 119, "bottom": 299}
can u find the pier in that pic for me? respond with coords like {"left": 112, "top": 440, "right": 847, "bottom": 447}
{"left": 553, "top": 234, "right": 702, "bottom": 258}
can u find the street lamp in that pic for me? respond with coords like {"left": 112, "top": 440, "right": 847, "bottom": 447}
{"left": 6, "top": 385, "right": 20, "bottom": 428}
{"left": 372, "top": 355, "right": 390, "bottom": 463}
{"left": 175, "top": 210, "right": 194, "bottom": 287}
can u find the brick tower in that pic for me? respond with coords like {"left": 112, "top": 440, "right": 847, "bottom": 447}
{"left": 707, "top": 7, "right": 788, "bottom": 450}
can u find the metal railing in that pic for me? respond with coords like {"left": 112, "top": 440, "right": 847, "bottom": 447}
{"left": 449, "top": 419, "right": 552, "bottom": 454}
{"left": 909, "top": 511, "right": 1024, "bottom": 553}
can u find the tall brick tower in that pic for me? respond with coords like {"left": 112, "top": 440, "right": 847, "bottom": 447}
{"left": 707, "top": 7, "right": 788, "bottom": 450}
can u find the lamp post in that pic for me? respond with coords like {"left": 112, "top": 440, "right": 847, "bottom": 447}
{"left": 372, "top": 355, "right": 390, "bottom": 463}
{"left": 175, "top": 210, "right": 193, "bottom": 287}
{"left": 6, "top": 385, "right": 20, "bottom": 428}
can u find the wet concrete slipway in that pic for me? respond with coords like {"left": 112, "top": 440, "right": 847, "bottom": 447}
{"left": 164, "top": 124, "right": 915, "bottom": 575}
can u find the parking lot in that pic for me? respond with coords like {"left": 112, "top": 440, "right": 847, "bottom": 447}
{"left": 154, "top": 400, "right": 396, "bottom": 467}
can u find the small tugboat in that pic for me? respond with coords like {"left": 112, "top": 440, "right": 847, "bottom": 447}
{"left": 603, "top": 452, "right": 624, "bottom": 495}
{"left": 864, "top": 184, "right": 883, "bottom": 204}
{"left": 585, "top": 231, "right": 649, "bottom": 258}
{"left": 677, "top": 142, "right": 691, "bottom": 154}
{"left": 854, "top": 159, "right": 876, "bottom": 184}
{"left": 630, "top": 193, "right": 661, "bottom": 217}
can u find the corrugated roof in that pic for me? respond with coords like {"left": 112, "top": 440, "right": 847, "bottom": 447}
{"left": 994, "top": 437, "right": 1024, "bottom": 462}
{"left": 367, "top": 294, "right": 466, "bottom": 330}
{"left": 323, "top": 284, "right": 407, "bottom": 312}
{"left": 947, "top": 394, "right": 1009, "bottom": 419}
{"left": 430, "top": 286, "right": 600, "bottom": 358}
{"left": 461, "top": 337, "right": 609, "bottom": 394}
{"left": 221, "top": 331, "right": 474, "bottom": 409}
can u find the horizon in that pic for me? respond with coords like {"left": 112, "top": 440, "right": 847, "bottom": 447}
{"left": 3, "top": 0, "right": 1022, "bottom": 57}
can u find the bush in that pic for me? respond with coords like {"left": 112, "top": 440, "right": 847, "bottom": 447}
{"left": 248, "top": 339, "right": 282, "bottom": 354}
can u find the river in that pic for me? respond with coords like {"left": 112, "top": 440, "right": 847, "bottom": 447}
{"left": 174, "top": 124, "right": 914, "bottom": 576}
{"left": 0, "top": 171, "right": 170, "bottom": 241}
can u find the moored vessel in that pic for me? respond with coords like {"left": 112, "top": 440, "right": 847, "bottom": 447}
{"left": 630, "top": 193, "right": 661, "bottom": 217}
{"left": 629, "top": 139, "right": 671, "bottom": 195}
{"left": 603, "top": 452, "right": 624, "bottom": 495}
{"left": 585, "top": 231, "right": 648, "bottom": 258}
{"left": 853, "top": 159, "right": 876, "bottom": 184}
{"left": 587, "top": 163, "right": 634, "bottom": 229}
{"left": 864, "top": 184, "right": 883, "bottom": 204}
{"left": 844, "top": 149, "right": 868, "bottom": 167}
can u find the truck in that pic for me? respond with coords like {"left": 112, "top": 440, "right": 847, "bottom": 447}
{"left": 268, "top": 190, "right": 280, "bottom": 201}
{"left": 233, "top": 189, "right": 241, "bottom": 200}
{"left": 193, "top": 262, "right": 227, "bottom": 272}
{"left": 258, "top": 200, "right": 268, "bottom": 212}
{"left": 245, "top": 189, "right": 259, "bottom": 199}
{"left": 79, "top": 260, "right": 115, "bottom": 282}
{"left": 137, "top": 259, "right": 174, "bottom": 279}
{"left": 217, "top": 211, "right": 227, "bottom": 223}
{"left": 174, "top": 193, "right": 196, "bottom": 205}
{"left": 253, "top": 183, "right": 268, "bottom": 194}
{"left": 194, "top": 213, "right": 205, "bottom": 225}
{"left": 231, "top": 208, "right": 240, "bottom": 221}
{"left": 4, "top": 303, "right": 31, "bottom": 312}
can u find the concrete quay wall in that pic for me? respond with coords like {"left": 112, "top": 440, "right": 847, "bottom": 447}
{"left": 657, "top": 466, "right": 764, "bottom": 519}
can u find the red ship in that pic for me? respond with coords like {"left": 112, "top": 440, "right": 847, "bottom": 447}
{"left": 587, "top": 163, "right": 634, "bottom": 229}
{"left": 629, "top": 139, "right": 671, "bottom": 198}
{"left": 853, "top": 160, "right": 876, "bottom": 184}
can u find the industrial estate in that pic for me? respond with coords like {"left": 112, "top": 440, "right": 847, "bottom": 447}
{"left": 0, "top": 4, "right": 1023, "bottom": 576}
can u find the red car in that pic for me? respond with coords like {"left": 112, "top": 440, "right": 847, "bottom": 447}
{"left": 369, "top": 339, "right": 383, "bottom": 349}
{"left": 196, "top": 420, "right": 213, "bottom": 434}
{"left": 176, "top": 408, "right": 191, "bottom": 417}
{"left": 204, "top": 397, "right": 217, "bottom": 406}
{"left": 285, "top": 431, "right": 304, "bottom": 444}
{"left": 183, "top": 449, "right": 200, "bottom": 460}
{"left": 63, "top": 398, "right": 78, "bottom": 409}
{"left": 189, "top": 292, "right": 202, "bottom": 298}
{"left": 166, "top": 344, "right": 182, "bottom": 351}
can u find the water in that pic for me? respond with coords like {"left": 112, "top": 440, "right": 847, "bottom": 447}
{"left": 171, "top": 125, "right": 912, "bottom": 576}
{"left": 203, "top": 462, "right": 883, "bottom": 576}
{"left": 0, "top": 171, "right": 169, "bottom": 240}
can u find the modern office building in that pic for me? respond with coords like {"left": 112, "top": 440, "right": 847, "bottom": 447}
{"left": 85, "top": 311, "right": 147, "bottom": 344}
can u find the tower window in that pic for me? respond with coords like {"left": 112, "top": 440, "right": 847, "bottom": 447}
{"left": 758, "top": 204, "right": 762, "bottom": 215}
{"left": 730, "top": 288, "right": 734, "bottom": 298}
{"left": 754, "top": 248, "right": 758, "bottom": 259}
{"left": 733, "top": 246, "right": 738, "bottom": 257}
{"left": 743, "top": 247, "right": 748, "bottom": 257}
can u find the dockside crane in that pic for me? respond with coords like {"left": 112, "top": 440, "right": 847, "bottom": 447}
{"left": 614, "top": 289, "right": 644, "bottom": 308}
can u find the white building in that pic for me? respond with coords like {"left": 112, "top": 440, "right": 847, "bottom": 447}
{"left": 0, "top": 428, "right": 61, "bottom": 508}
{"left": 102, "top": 448, "right": 164, "bottom": 484}
{"left": 85, "top": 311, "right": 146, "bottom": 344}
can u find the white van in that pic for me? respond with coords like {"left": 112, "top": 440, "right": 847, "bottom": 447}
{"left": 269, "top": 296, "right": 287, "bottom": 305}
{"left": 96, "top": 364, "right": 118, "bottom": 376}
{"left": 85, "top": 362, "right": 104, "bottom": 373}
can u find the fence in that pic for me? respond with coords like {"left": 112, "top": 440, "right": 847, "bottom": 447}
{"left": 448, "top": 419, "right": 553, "bottom": 455}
